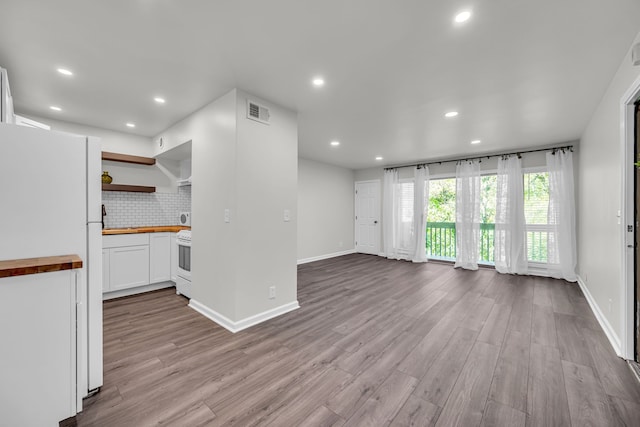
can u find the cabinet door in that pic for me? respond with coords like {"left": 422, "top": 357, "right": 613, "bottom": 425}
{"left": 102, "top": 249, "right": 110, "bottom": 292}
{"left": 150, "top": 233, "right": 171, "bottom": 284}
{"left": 170, "top": 233, "right": 177, "bottom": 282}
{"left": 0, "top": 271, "right": 77, "bottom": 426}
{"left": 109, "top": 245, "right": 150, "bottom": 290}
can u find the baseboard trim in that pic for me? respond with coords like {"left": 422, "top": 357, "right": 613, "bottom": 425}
{"left": 297, "top": 249, "right": 356, "bottom": 265}
{"left": 103, "top": 282, "right": 174, "bottom": 301}
{"left": 576, "top": 275, "right": 622, "bottom": 357}
{"left": 188, "top": 299, "right": 300, "bottom": 333}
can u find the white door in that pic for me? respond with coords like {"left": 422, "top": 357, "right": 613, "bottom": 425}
{"left": 355, "top": 180, "right": 380, "bottom": 254}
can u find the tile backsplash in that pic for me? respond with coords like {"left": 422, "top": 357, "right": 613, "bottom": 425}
{"left": 102, "top": 186, "right": 191, "bottom": 228}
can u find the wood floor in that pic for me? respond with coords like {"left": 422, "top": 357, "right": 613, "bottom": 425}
{"left": 77, "top": 254, "right": 640, "bottom": 426}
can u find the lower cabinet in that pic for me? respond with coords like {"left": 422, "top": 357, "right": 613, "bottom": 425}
{"left": 0, "top": 270, "right": 78, "bottom": 426}
{"left": 103, "top": 232, "right": 176, "bottom": 295}
{"left": 150, "top": 233, "right": 171, "bottom": 283}
{"left": 170, "top": 233, "right": 177, "bottom": 282}
{"left": 109, "top": 245, "right": 150, "bottom": 291}
{"left": 102, "top": 249, "right": 110, "bottom": 292}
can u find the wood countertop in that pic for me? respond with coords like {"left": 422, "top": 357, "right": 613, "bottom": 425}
{"left": 0, "top": 255, "right": 83, "bottom": 278}
{"left": 102, "top": 226, "right": 191, "bottom": 235}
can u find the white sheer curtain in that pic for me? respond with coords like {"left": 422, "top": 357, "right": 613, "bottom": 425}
{"left": 546, "top": 149, "right": 577, "bottom": 282}
{"left": 383, "top": 167, "right": 429, "bottom": 262}
{"left": 382, "top": 169, "right": 400, "bottom": 259}
{"left": 411, "top": 166, "right": 429, "bottom": 263}
{"left": 494, "top": 156, "right": 528, "bottom": 274}
{"left": 455, "top": 160, "right": 481, "bottom": 270}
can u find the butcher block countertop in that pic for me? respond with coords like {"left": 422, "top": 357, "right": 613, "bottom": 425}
{"left": 102, "top": 226, "right": 190, "bottom": 235}
{"left": 0, "top": 255, "right": 83, "bottom": 278}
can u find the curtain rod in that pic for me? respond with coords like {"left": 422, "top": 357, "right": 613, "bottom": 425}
{"left": 383, "top": 145, "right": 574, "bottom": 171}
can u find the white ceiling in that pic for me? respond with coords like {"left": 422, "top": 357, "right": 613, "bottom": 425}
{"left": 1, "top": 1, "right": 639, "bottom": 169}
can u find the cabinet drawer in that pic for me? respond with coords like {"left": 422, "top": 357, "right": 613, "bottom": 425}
{"left": 103, "top": 233, "right": 149, "bottom": 249}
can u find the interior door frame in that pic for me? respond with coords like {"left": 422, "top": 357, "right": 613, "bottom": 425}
{"left": 621, "top": 74, "right": 640, "bottom": 360}
{"left": 355, "top": 180, "right": 381, "bottom": 255}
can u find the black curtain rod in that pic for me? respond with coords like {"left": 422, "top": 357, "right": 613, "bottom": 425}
{"left": 383, "top": 145, "right": 574, "bottom": 171}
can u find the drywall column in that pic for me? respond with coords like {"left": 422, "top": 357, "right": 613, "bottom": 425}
{"left": 154, "top": 89, "right": 298, "bottom": 329}
{"left": 234, "top": 90, "right": 298, "bottom": 321}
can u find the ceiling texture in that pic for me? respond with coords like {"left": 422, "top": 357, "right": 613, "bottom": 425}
{"left": 1, "top": 0, "right": 639, "bottom": 169}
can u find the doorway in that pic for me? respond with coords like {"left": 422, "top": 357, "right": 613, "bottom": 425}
{"left": 355, "top": 180, "right": 380, "bottom": 255}
{"left": 635, "top": 101, "right": 640, "bottom": 362}
{"left": 624, "top": 76, "right": 640, "bottom": 361}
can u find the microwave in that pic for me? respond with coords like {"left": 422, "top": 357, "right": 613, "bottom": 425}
{"left": 179, "top": 211, "right": 191, "bottom": 226}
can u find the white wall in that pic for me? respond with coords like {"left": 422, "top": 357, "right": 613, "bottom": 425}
{"left": 154, "top": 89, "right": 298, "bottom": 326}
{"left": 234, "top": 89, "right": 298, "bottom": 320}
{"left": 578, "top": 31, "right": 640, "bottom": 346}
{"left": 298, "top": 158, "right": 355, "bottom": 262}
{"left": 25, "top": 115, "right": 177, "bottom": 193}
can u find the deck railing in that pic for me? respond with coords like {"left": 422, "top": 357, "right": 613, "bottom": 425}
{"left": 426, "top": 222, "right": 549, "bottom": 263}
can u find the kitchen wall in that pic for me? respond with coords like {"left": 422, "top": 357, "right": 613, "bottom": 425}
{"left": 25, "top": 115, "right": 179, "bottom": 193}
{"left": 298, "top": 158, "right": 355, "bottom": 262}
{"left": 577, "top": 30, "right": 640, "bottom": 352}
{"left": 102, "top": 186, "right": 192, "bottom": 228}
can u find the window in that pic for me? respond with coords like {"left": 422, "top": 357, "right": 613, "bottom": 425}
{"left": 399, "top": 182, "right": 414, "bottom": 223}
{"left": 479, "top": 175, "right": 497, "bottom": 264}
{"left": 426, "top": 178, "right": 456, "bottom": 259}
{"left": 424, "top": 170, "right": 552, "bottom": 267}
{"left": 524, "top": 171, "right": 550, "bottom": 263}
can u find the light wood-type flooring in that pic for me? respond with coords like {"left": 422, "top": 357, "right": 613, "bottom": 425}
{"left": 77, "top": 254, "right": 640, "bottom": 426}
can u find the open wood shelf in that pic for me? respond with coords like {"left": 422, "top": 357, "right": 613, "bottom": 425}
{"left": 102, "top": 151, "right": 156, "bottom": 165}
{"left": 102, "top": 183, "right": 155, "bottom": 193}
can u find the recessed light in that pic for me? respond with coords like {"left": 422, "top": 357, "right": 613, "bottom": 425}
{"left": 154, "top": 97, "right": 166, "bottom": 104}
{"left": 57, "top": 68, "right": 73, "bottom": 76}
{"left": 49, "top": 106, "right": 62, "bottom": 111}
{"left": 312, "top": 77, "right": 325, "bottom": 87}
{"left": 126, "top": 123, "right": 136, "bottom": 128}
{"left": 375, "top": 156, "right": 383, "bottom": 161}
{"left": 330, "top": 140, "right": 340, "bottom": 146}
{"left": 445, "top": 111, "right": 459, "bottom": 118}
{"left": 454, "top": 11, "right": 471, "bottom": 23}
{"left": 471, "top": 139, "right": 481, "bottom": 144}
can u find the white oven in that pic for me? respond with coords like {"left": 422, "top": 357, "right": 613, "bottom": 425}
{"left": 176, "top": 230, "right": 192, "bottom": 298}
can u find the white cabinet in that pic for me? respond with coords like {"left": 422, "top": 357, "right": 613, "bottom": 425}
{"left": 0, "top": 270, "right": 77, "bottom": 426}
{"left": 150, "top": 232, "right": 171, "bottom": 283}
{"left": 109, "top": 245, "right": 150, "bottom": 290}
{"left": 103, "top": 232, "right": 178, "bottom": 296}
{"left": 103, "top": 234, "right": 150, "bottom": 292}
{"left": 102, "top": 249, "right": 110, "bottom": 292}
{"left": 170, "top": 233, "right": 177, "bottom": 282}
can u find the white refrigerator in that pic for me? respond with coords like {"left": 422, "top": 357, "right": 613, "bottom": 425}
{"left": 0, "top": 122, "right": 103, "bottom": 402}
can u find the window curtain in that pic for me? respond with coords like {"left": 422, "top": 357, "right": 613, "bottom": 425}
{"left": 411, "top": 166, "right": 429, "bottom": 263}
{"left": 383, "top": 169, "right": 402, "bottom": 259}
{"left": 383, "top": 167, "right": 429, "bottom": 262}
{"left": 494, "top": 156, "right": 528, "bottom": 274}
{"left": 546, "top": 149, "right": 577, "bottom": 282}
{"left": 454, "top": 160, "right": 481, "bottom": 270}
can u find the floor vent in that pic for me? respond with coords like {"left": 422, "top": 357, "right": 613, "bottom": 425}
{"left": 247, "top": 100, "right": 270, "bottom": 125}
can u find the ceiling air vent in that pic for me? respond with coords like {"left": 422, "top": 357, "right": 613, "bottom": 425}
{"left": 247, "top": 99, "right": 270, "bottom": 125}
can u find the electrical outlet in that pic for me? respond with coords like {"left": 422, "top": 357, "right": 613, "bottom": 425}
{"left": 284, "top": 209, "right": 290, "bottom": 222}
{"left": 224, "top": 209, "right": 230, "bottom": 223}
{"left": 269, "top": 286, "right": 276, "bottom": 299}
{"left": 338, "top": 241, "right": 343, "bottom": 248}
